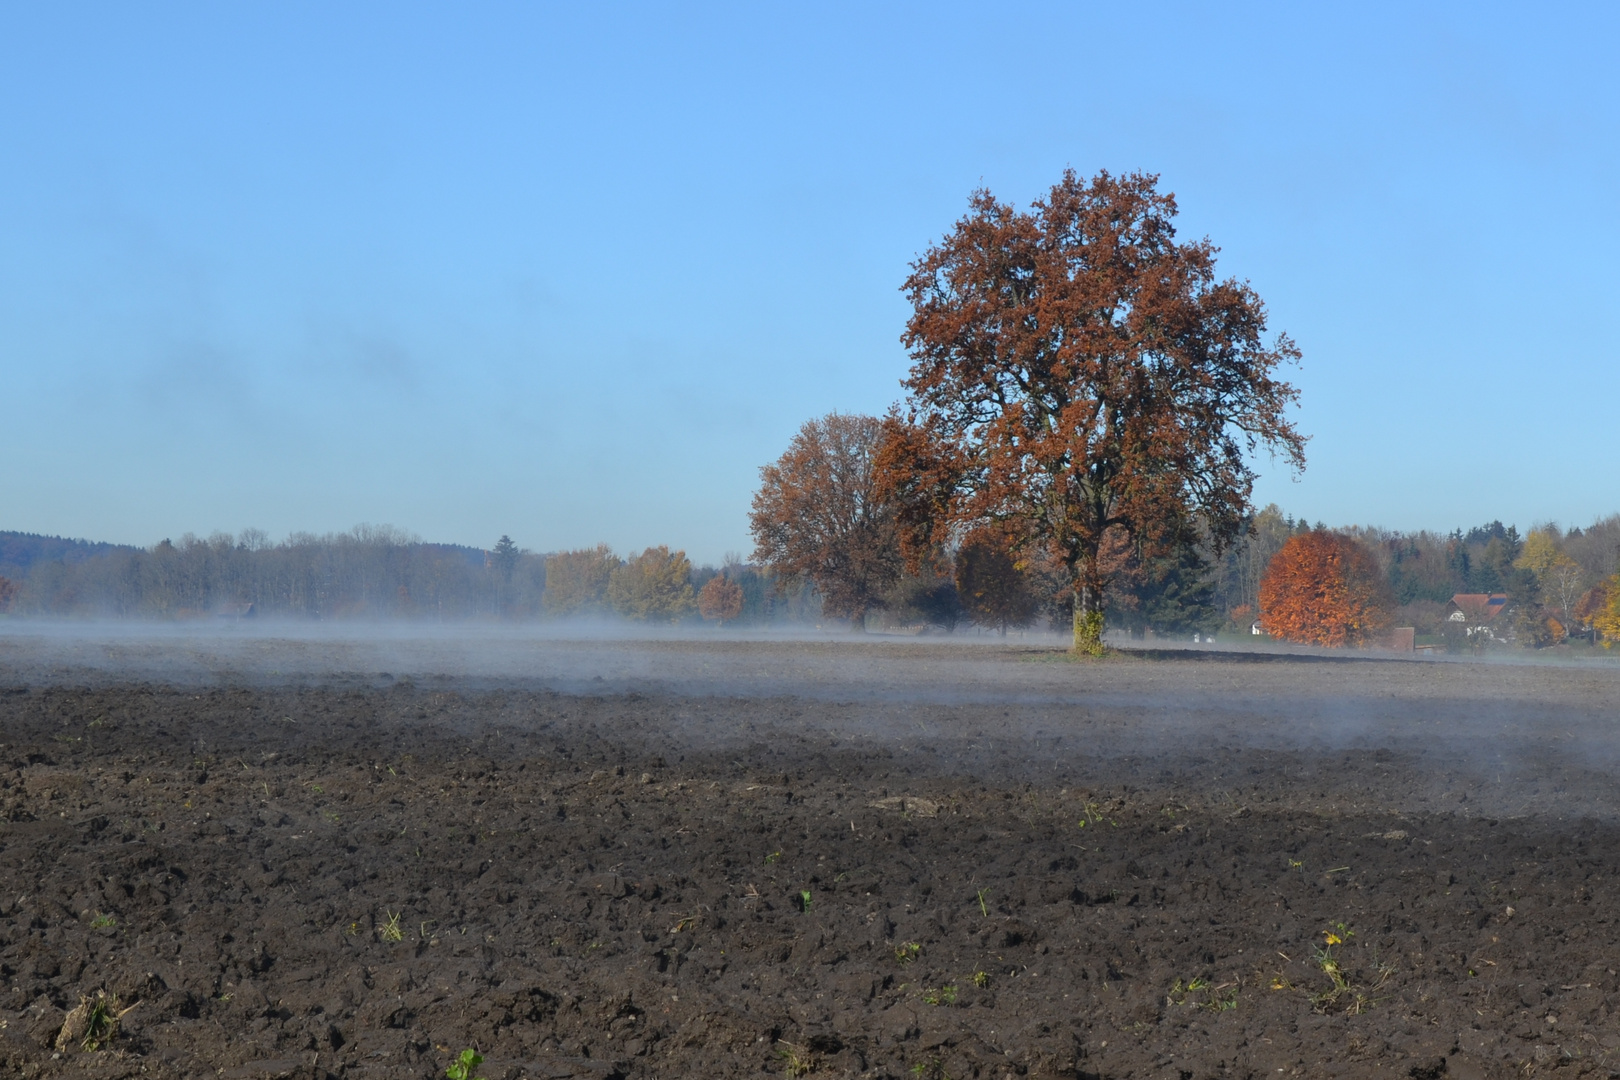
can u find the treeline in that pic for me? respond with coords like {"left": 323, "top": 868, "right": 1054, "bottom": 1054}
{"left": 536, "top": 544, "right": 817, "bottom": 625}
{"left": 0, "top": 527, "right": 524, "bottom": 619}
{"left": 3, "top": 513, "right": 1617, "bottom": 646}
{"left": 0, "top": 527, "right": 825, "bottom": 625}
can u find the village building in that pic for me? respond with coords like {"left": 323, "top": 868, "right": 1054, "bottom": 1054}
{"left": 1446, "top": 592, "right": 1509, "bottom": 641}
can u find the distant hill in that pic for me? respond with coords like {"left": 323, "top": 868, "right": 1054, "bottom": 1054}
{"left": 0, "top": 531, "right": 140, "bottom": 580}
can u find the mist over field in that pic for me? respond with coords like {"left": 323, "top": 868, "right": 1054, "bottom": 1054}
{"left": 4, "top": 621, "right": 1618, "bottom": 805}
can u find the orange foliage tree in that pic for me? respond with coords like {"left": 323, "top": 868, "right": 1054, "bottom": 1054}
{"left": 1258, "top": 532, "right": 1392, "bottom": 647}
{"left": 750, "top": 413, "right": 903, "bottom": 629}
{"left": 876, "top": 170, "right": 1305, "bottom": 654}
{"left": 0, "top": 575, "right": 16, "bottom": 612}
{"left": 697, "top": 574, "right": 744, "bottom": 626}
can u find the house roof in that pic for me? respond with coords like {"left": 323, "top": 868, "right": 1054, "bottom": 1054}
{"left": 1449, "top": 593, "right": 1508, "bottom": 621}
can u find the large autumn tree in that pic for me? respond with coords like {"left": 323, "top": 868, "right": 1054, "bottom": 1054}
{"left": 750, "top": 413, "right": 903, "bottom": 629}
{"left": 878, "top": 170, "right": 1306, "bottom": 654}
{"left": 1258, "top": 531, "right": 1393, "bottom": 647}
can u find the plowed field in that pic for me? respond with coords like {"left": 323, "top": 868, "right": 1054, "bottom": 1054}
{"left": 2, "top": 634, "right": 1619, "bottom": 1079}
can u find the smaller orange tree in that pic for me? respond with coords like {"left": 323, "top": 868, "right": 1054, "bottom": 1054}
{"left": 954, "top": 529, "right": 1038, "bottom": 634}
{"left": 0, "top": 575, "right": 16, "bottom": 612}
{"left": 697, "top": 575, "right": 744, "bottom": 626}
{"left": 1258, "top": 531, "right": 1392, "bottom": 647}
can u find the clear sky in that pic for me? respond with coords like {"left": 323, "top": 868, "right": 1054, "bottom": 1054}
{"left": 2, "top": 3, "right": 1616, "bottom": 564}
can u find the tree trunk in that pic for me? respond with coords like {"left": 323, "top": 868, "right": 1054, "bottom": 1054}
{"left": 1071, "top": 582, "right": 1106, "bottom": 656}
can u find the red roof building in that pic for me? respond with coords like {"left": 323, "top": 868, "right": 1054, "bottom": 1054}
{"left": 1447, "top": 593, "right": 1509, "bottom": 623}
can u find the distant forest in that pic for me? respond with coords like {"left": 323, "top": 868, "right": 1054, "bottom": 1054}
{"left": 1, "top": 511, "right": 1618, "bottom": 646}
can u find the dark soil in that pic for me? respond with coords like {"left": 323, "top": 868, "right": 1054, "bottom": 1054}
{"left": 3, "top": 654, "right": 1620, "bottom": 1079}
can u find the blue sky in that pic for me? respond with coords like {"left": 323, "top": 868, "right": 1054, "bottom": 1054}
{"left": 2, "top": 3, "right": 1616, "bottom": 563}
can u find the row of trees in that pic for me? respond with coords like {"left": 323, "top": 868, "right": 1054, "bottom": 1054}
{"left": 537, "top": 544, "right": 751, "bottom": 625}
{"left": 4, "top": 510, "right": 1613, "bottom": 647}
{"left": 0, "top": 527, "right": 827, "bottom": 627}
{"left": 5, "top": 507, "right": 1611, "bottom": 647}
{"left": 0, "top": 526, "right": 538, "bottom": 619}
